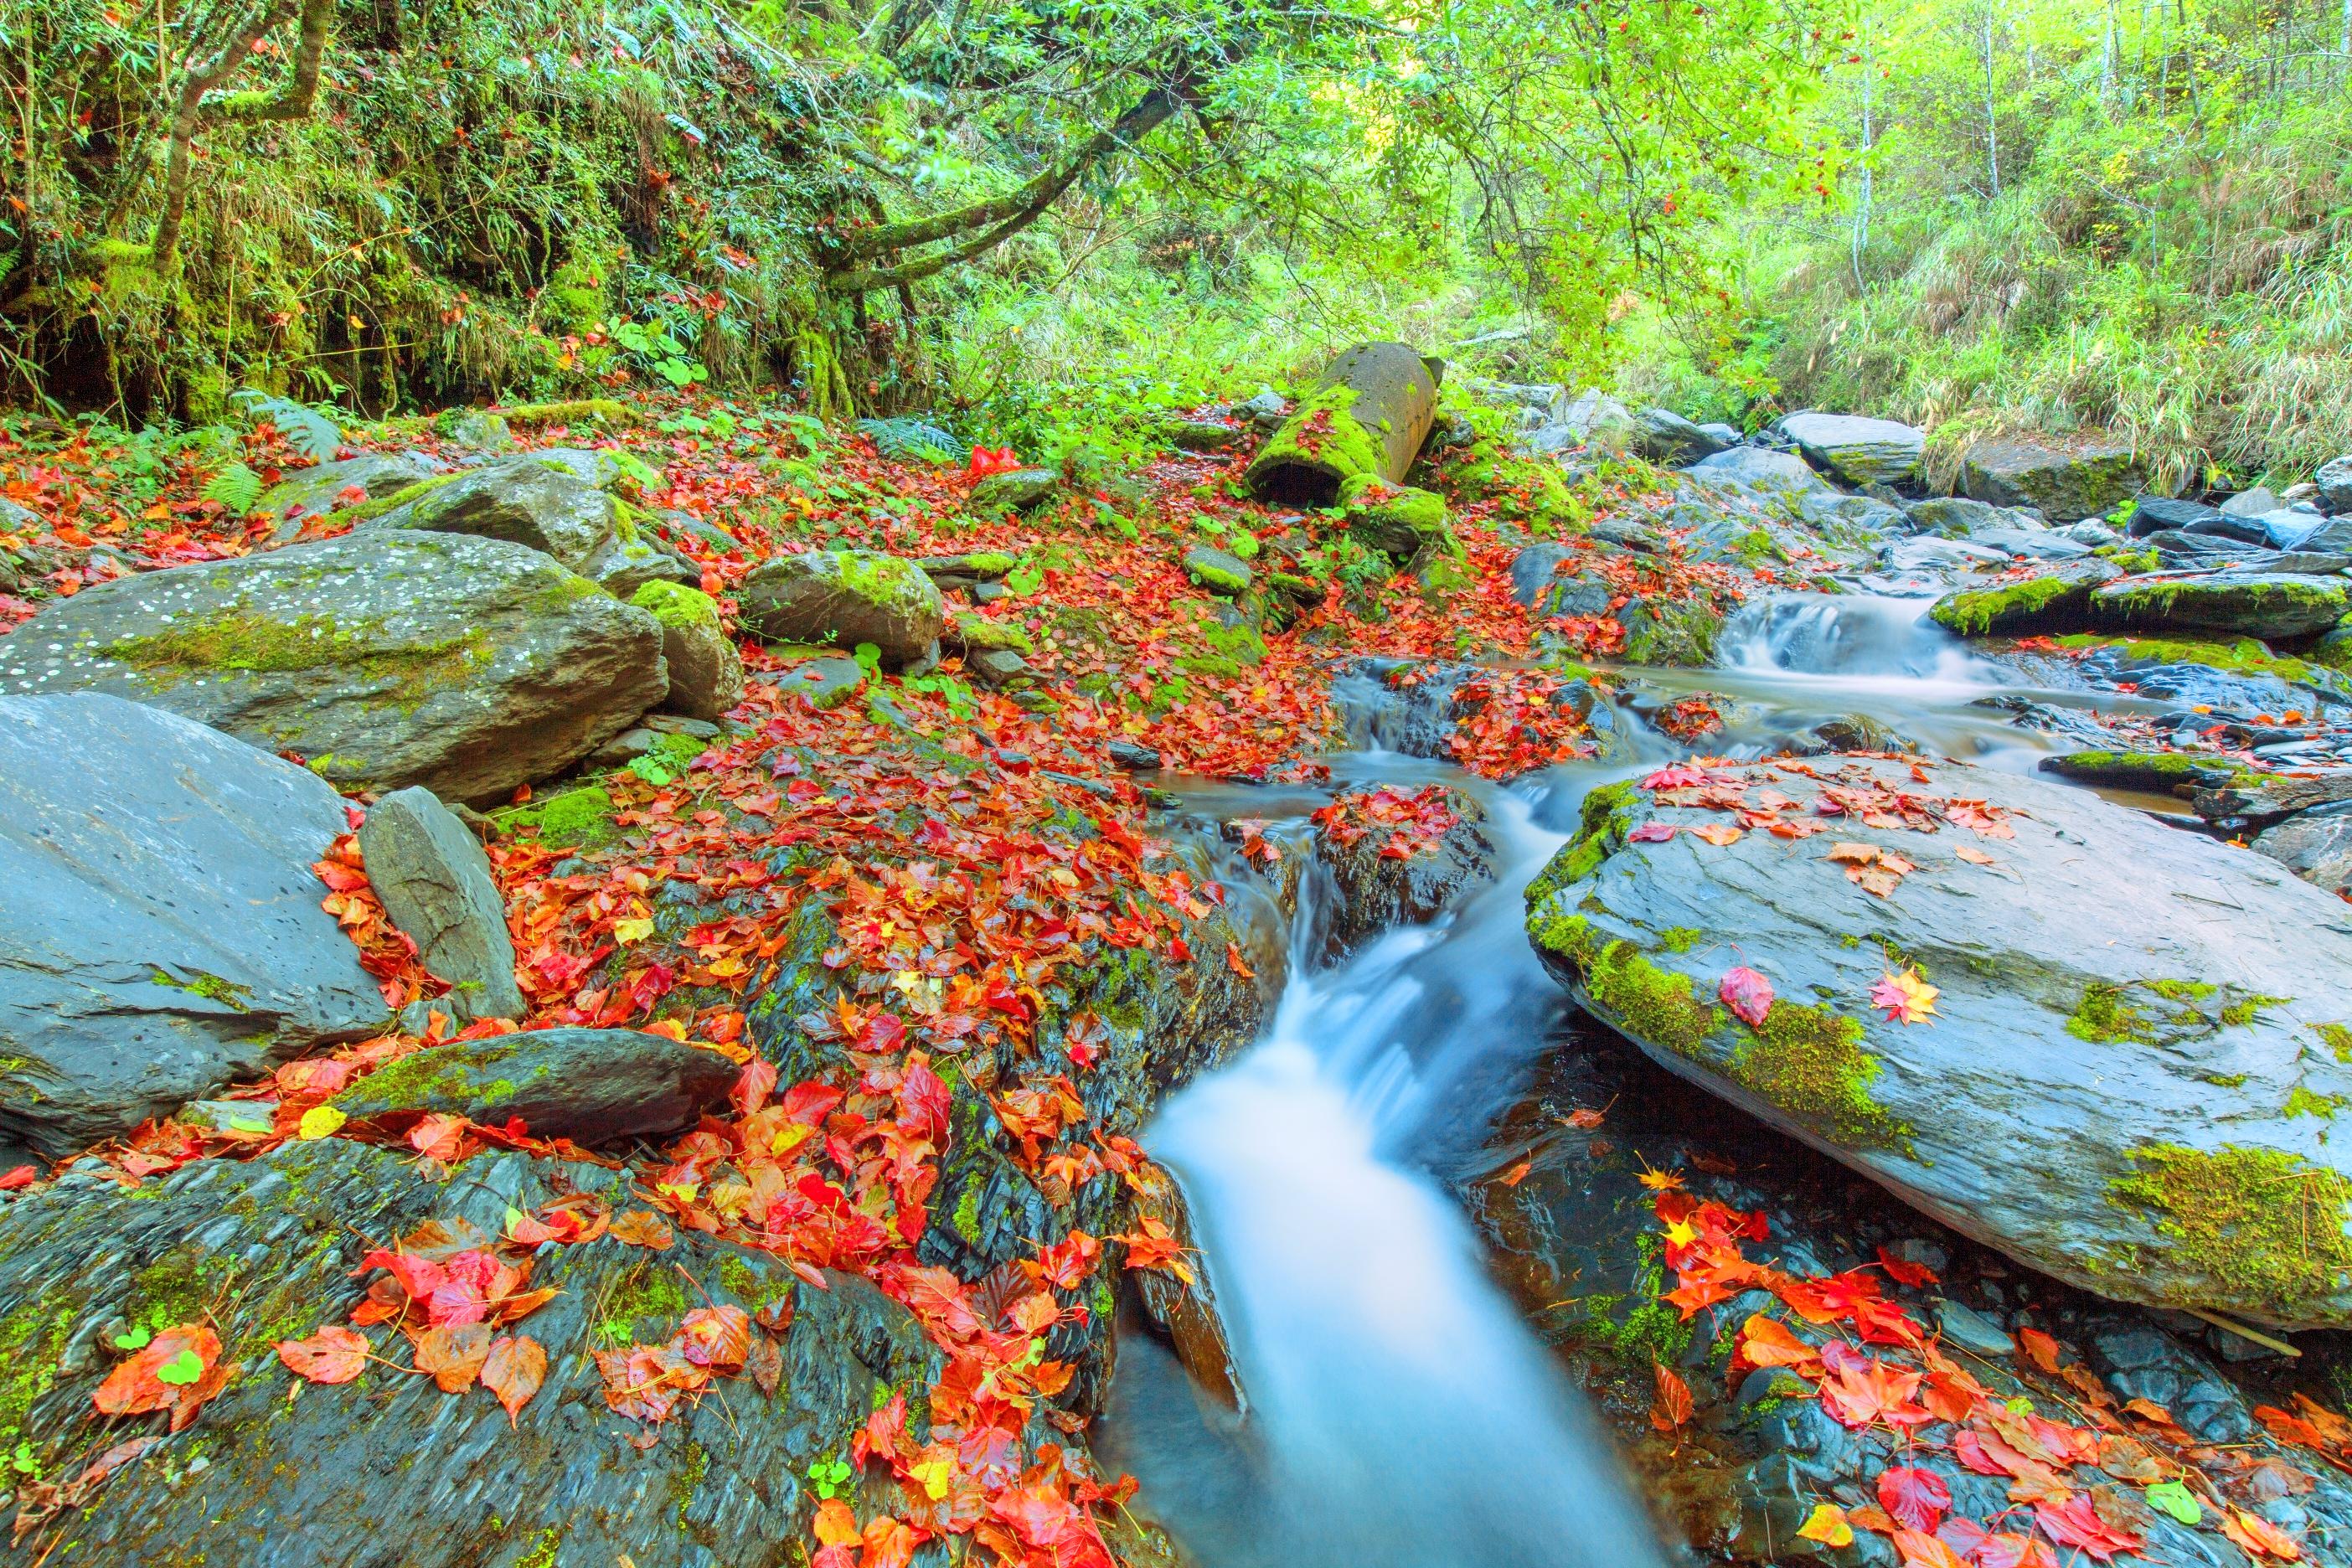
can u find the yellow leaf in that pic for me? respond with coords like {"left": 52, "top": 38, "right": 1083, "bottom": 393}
{"left": 612, "top": 917, "right": 655, "bottom": 945}
{"left": 1663, "top": 1219, "right": 1697, "bottom": 1248}
{"left": 1797, "top": 1503, "right": 1854, "bottom": 1548}
{"left": 297, "top": 1105, "right": 348, "bottom": 1141}
{"left": 909, "top": 1456, "right": 955, "bottom": 1500}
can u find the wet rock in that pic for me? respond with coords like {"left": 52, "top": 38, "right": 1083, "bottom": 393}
{"left": 362, "top": 454, "right": 621, "bottom": 570}
{"left": 0, "top": 694, "right": 385, "bottom": 1157}
{"left": 2222, "top": 487, "right": 2285, "bottom": 518}
{"left": 1959, "top": 437, "right": 2143, "bottom": 521}
{"left": 1526, "top": 389, "right": 1636, "bottom": 456}
{"left": 1341, "top": 475, "right": 1452, "bottom": 559}
{"left": 2089, "top": 1324, "right": 2255, "bottom": 1442}
{"left": 0, "top": 1137, "right": 932, "bottom": 1565}
{"left": 1778, "top": 411, "right": 1924, "bottom": 487}
{"left": 1633, "top": 407, "right": 1726, "bottom": 465}
{"left": 1182, "top": 544, "right": 1254, "bottom": 596}
{"left": 1902, "top": 495, "right": 2006, "bottom": 536}
{"left": 2128, "top": 495, "right": 2223, "bottom": 537}
{"left": 2318, "top": 454, "right": 2352, "bottom": 514}
{"left": 330, "top": 1027, "right": 735, "bottom": 1142}
{"left": 0, "top": 532, "right": 668, "bottom": 803}
{"left": 776, "top": 653, "right": 867, "bottom": 710}
{"left": 2251, "top": 804, "right": 2352, "bottom": 894}
{"left": 2195, "top": 770, "right": 2352, "bottom": 824}
{"left": 968, "top": 467, "right": 1062, "bottom": 513}
{"left": 358, "top": 787, "right": 524, "bottom": 1021}
{"left": 585, "top": 536, "right": 700, "bottom": 599}
{"left": 2039, "top": 750, "right": 2244, "bottom": 795}
{"left": 737, "top": 549, "right": 946, "bottom": 668}
{"left": 1108, "top": 740, "right": 1164, "bottom": 771}
{"left": 628, "top": 581, "right": 742, "bottom": 721}
{"left": 1927, "top": 558, "right": 2122, "bottom": 636}
{"left": 255, "top": 451, "right": 439, "bottom": 538}
{"left": 1524, "top": 755, "right": 2352, "bottom": 1328}
{"left": 2186, "top": 513, "right": 2276, "bottom": 546}
{"left": 1510, "top": 544, "right": 1572, "bottom": 608}
{"left": 1934, "top": 1298, "right": 2014, "bottom": 1356}
{"left": 2091, "top": 570, "right": 2349, "bottom": 640}
{"left": 1684, "top": 446, "right": 1830, "bottom": 495}
{"left": 1166, "top": 417, "right": 1244, "bottom": 452}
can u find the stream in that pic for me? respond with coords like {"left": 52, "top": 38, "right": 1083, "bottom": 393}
{"left": 1104, "top": 592, "right": 2158, "bottom": 1565}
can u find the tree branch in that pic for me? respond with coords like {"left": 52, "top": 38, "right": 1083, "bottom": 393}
{"left": 829, "top": 85, "right": 1182, "bottom": 268}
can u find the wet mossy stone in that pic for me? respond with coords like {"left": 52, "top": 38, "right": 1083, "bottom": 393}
{"left": 1339, "top": 473, "right": 1454, "bottom": 560}
{"left": 1524, "top": 754, "right": 2352, "bottom": 1328}
{"left": 967, "top": 467, "right": 1061, "bottom": 514}
{"left": 1928, "top": 558, "right": 2123, "bottom": 637}
{"left": 2039, "top": 750, "right": 2244, "bottom": 795}
{"left": 0, "top": 531, "right": 668, "bottom": 805}
{"left": 0, "top": 694, "right": 385, "bottom": 1158}
{"left": 2090, "top": 570, "right": 2350, "bottom": 641}
{"left": 331, "top": 1027, "right": 735, "bottom": 1144}
{"left": 630, "top": 581, "right": 742, "bottom": 722}
{"left": 0, "top": 1138, "right": 936, "bottom": 1564}
{"left": 1165, "top": 418, "right": 1244, "bottom": 452}
{"left": 1181, "top": 544, "right": 1254, "bottom": 597}
{"left": 736, "top": 550, "right": 946, "bottom": 668}
{"left": 254, "top": 451, "right": 439, "bottom": 539}
{"left": 1960, "top": 437, "right": 2143, "bottom": 522}
{"left": 362, "top": 454, "right": 620, "bottom": 571}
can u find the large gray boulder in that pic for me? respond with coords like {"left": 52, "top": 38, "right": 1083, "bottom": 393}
{"left": 2253, "top": 804, "right": 2352, "bottom": 895}
{"left": 1959, "top": 436, "right": 2142, "bottom": 520}
{"left": 0, "top": 531, "right": 668, "bottom": 803}
{"left": 1682, "top": 446, "right": 1829, "bottom": 495}
{"left": 0, "top": 1138, "right": 936, "bottom": 1566}
{"left": 0, "top": 694, "right": 385, "bottom": 1157}
{"left": 362, "top": 455, "right": 618, "bottom": 570}
{"left": 1524, "top": 756, "right": 2352, "bottom": 1329}
{"left": 328, "top": 1027, "right": 735, "bottom": 1143}
{"left": 737, "top": 550, "right": 946, "bottom": 667}
{"left": 357, "top": 787, "right": 524, "bottom": 1020}
{"left": 1779, "top": 410, "right": 1924, "bottom": 486}
{"left": 2090, "top": 569, "right": 2349, "bottom": 640}
{"left": 2318, "top": 454, "right": 2352, "bottom": 515}
{"left": 255, "top": 451, "right": 438, "bottom": 538}
{"left": 1632, "top": 408, "right": 1726, "bottom": 466}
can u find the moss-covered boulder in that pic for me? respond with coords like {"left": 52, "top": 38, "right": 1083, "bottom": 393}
{"left": 1524, "top": 756, "right": 2352, "bottom": 1328}
{"left": 2090, "top": 570, "right": 2351, "bottom": 641}
{"left": 1339, "top": 474, "right": 1453, "bottom": 559}
{"left": 0, "top": 531, "right": 668, "bottom": 804}
{"left": 629, "top": 581, "right": 742, "bottom": 721}
{"left": 1181, "top": 544, "right": 1254, "bottom": 596}
{"left": 1928, "top": 557, "right": 2123, "bottom": 636}
{"left": 967, "top": 467, "right": 1061, "bottom": 514}
{"left": 1778, "top": 410, "right": 1924, "bottom": 486}
{"left": 2038, "top": 750, "right": 2246, "bottom": 795}
{"left": 0, "top": 1138, "right": 934, "bottom": 1565}
{"left": 0, "top": 694, "right": 386, "bottom": 1158}
{"left": 1959, "top": 436, "right": 2143, "bottom": 521}
{"left": 254, "top": 451, "right": 439, "bottom": 539}
{"left": 331, "top": 1027, "right": 735, "bottom": 1143}
{"left": 361, "top": 454, "right": 621, "bottom": 571}
{"left": 736, "top": 550, "right": 946, "bottom": 668}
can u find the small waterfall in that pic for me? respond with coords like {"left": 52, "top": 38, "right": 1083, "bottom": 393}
{"left": 1715, "top": 592, "right": 2003, "bottom": 683}
{"left": 1112, "top": 781, "right": 1667, "bottom": 1568}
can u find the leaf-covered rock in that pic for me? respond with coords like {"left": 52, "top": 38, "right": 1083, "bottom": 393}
{"left": 0, "top": 694, "right": 384, "bottom": 1158}
{"left": 1524, "top": 756, "right": 2352, "bottom": 1328}
{"left": 0, "top": 531, "right": 668, "bottom": 803}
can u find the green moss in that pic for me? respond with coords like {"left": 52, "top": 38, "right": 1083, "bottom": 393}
{"left": 495, "top": 786, "right": 620, "bottom": 849}
{"left": 1339, "top": 474, "right": 1453, "bottom": 558}
{"left": 2223, "top": 994, "right": 2289, "bottom": 1029}
{"left": 346, "top": 471, "right": 460, "bottom": 523}
{"left": 2070, "top": 979, "right": 2285, "bottom": 1045}
{"left": 0, "top": 1296, "right": 77, "bottom": 1446}
{"left": 2068, "top": 983, "right": 2160, "bottom": 1044}
{"left": 671, "top": 1440, "right": 709, "bottom": 1530}
{"left": 952, "top": 613, "right": 1034, "bottom": 654}
{"left": 514, "top": 1526, "right": 564, "bottom": 1568}
{"left": 524, "top": 573, "right": 610, "bottom": 615}
{"left": 630, "top": 579, "right": 721, "bottom": 632}
{"left": 149, "top": 969, "right": 253, "bottom": 1008}
{"left": 2102, "top": 575, "right": 2347, "bottom": 628}
{"left": 1657, "top": 926, "right": 1703, "bottom": 954}
{"left": 1732, "top": 999, "right": 1908, "bottom": 1151}
{"left": 2203, "top": 1072, "right": 2251, "bottom": 1087}
{"left": 1525, "top": 782, "right": 1638, "bottom": 907}
{"left": 103, "top": 605, "right": 491, "bottom": 712}
{"left": 596, "top": 1261, "right": 693, "bottom": 1346}
{"left": 2041, "top": 750, "right": 2248, "bottom": 791}
{"left": 503, "top": 398, "right": 628, "bottom": 429}
{"left": 128, "top": 1247, "right": 240, "bottom": 1334}
{"left": 2287, "top": 1088, "right": 2345, "bottom": 1119}
{"left": 2318, "top": 1024, "right": 2352, "bottom": 1064}
{"left": 1581, "top": 939, "right": 1722, "bottom": 1057}
{"left": 2147, "top": 979, "right": 2220, "bottom": 1002}
{"left": 2050, "top": 632, "right": 2318, "bottom": 683}
{"left": 2108, "top": 1143, "right": 2352, "bottom": 1318}
{"left": 1251, "top": 382, "right": 1384, "bottom": 489}
{"left": 713, "top": 1253, "right": 795, "bottom": 1313}
{"left": 952, "top": 1184, "right": 984, "bottom": 1246}
{"left": 1731, "top": 527, "right": 1786, "bottom": 565}
{"left": 1931, "top": 571, "right": 2089, "bottom": 636}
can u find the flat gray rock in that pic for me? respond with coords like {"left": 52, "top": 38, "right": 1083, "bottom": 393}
{"left": 2253, "top": 804, "right": 2352, "bottom": 895}
{"left": 0, "top": 530, "right": 668, "bottom": 803}
{"left": 1683, "top": 446, "right": 1829, "bottom": 496}
{"left": 0, "top": 694, "right": 385, "bottom": 1156}
{"left": 2318, "top": 453, "right": 2352, "bottom": 515}
{"left": 329, "top": 1027, "right": 735, "bottom": 1143}
{"left": 255, "top": 451, "right": 438, "bottom": 538}
{"left": 1779, "top": 410, "right": 1924, "bottom": 485}
{"left": 1524, "top": 755, "right": 2352, "bottom": 1328}
{"left": 358, "top": 787, "right": 524, "bottom": 1020}
{"left": 2091, "top": 569, "right": 2349, "bottom": 640}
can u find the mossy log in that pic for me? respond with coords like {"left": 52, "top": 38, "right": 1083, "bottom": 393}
{"left": 1246, "top": 342, "right": 1442, "bottom": 505}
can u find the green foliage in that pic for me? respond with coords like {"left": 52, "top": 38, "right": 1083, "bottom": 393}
{"left": 202, "top": 461, "right": 264, "bottom": 519}
{"left": 232, "top": 389, "right": 341, "bottom": 462}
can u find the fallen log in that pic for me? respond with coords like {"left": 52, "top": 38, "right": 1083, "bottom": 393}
{"left": 1246, "top": 341, "right": 1441, "bottom": 504}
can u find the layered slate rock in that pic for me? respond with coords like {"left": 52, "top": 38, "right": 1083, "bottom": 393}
{"left": 1779, "top": 410, "right": 1925, "bottom": 486}
{"left": 0, "top": 531, "right": 668, "bottom": 803}
{"left": 2090, "top": 570, "right": 2349, "bottom": 640}
{"left": 360, "top": 454, "right": 619, "bottom": 570}
{"left": 0, "top": 1139, "right": 935, "bottom": 1566}
{"left": 1958, "top": 437, "right": 2142, "bottom": 521}
{"left": 0, "top": 694, "right": 384, "bottom": 1157}
{"left": 1524, "top": 756, "right": 2352, "bottom": 1329}
{"left": 736, "top": 549, "right": 946, "bottom": 668}
{"left": 357, "top": 787, "right": 524, "bottom": 1020}
{"left": 2253, "top": 805, "right": 2352, "bottom": 895}
{"left": 1926, "top": 558, "right": 2123, "bottom": 636}
{"left": 328, "top": 1027, "right": 735, "bottom": 1144}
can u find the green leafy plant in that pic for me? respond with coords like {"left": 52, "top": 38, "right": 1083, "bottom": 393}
{"left": 807, "top": 1456, "right": 853, "bottom": 1499}
{"left": 202, "top": 461, "right": 264, "bottom": 518}
{"left": 231, "top": 389, "right": 342, "bottom": 463}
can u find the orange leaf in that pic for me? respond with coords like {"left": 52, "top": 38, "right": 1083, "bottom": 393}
{"left": 481, "top": 1335, "right": 546, "bottom": 1426}
{"left": 1650, "top": 1362, "right": 1694, "bottom": 1431}
{"left": 414, "top": 1322, "right": 493, "bottom": 1392}
{"left": 276, "top": 1324, "right": 369, "bottom": 1385}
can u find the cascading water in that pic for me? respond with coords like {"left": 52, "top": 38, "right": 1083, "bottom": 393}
{"left": 1714, "top": 591, "right": 2004, "bottom": 687}
{"left": 1110, "top": 775, "right": 1669, "bottom": 1568}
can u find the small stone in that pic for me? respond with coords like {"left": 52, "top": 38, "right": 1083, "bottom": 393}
{"left": 330, "top": 1027, "right": 735, "bottom": 1146}
{"left": 1933, "top": 1299, "right": 2014, "bottom": 1356}
{"left": 967, "top": 648, "right": 1030, "bottom": 688}
{"left": 358, "top": 787, "right": 526, "bottom": 1021}
{"left": 1108, "top": 740, "right": 1163, "bottom": 771}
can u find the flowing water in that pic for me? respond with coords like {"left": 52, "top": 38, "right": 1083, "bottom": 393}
{"left": 1106, "top": 593, "right": 2141, "bottom": 1565}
